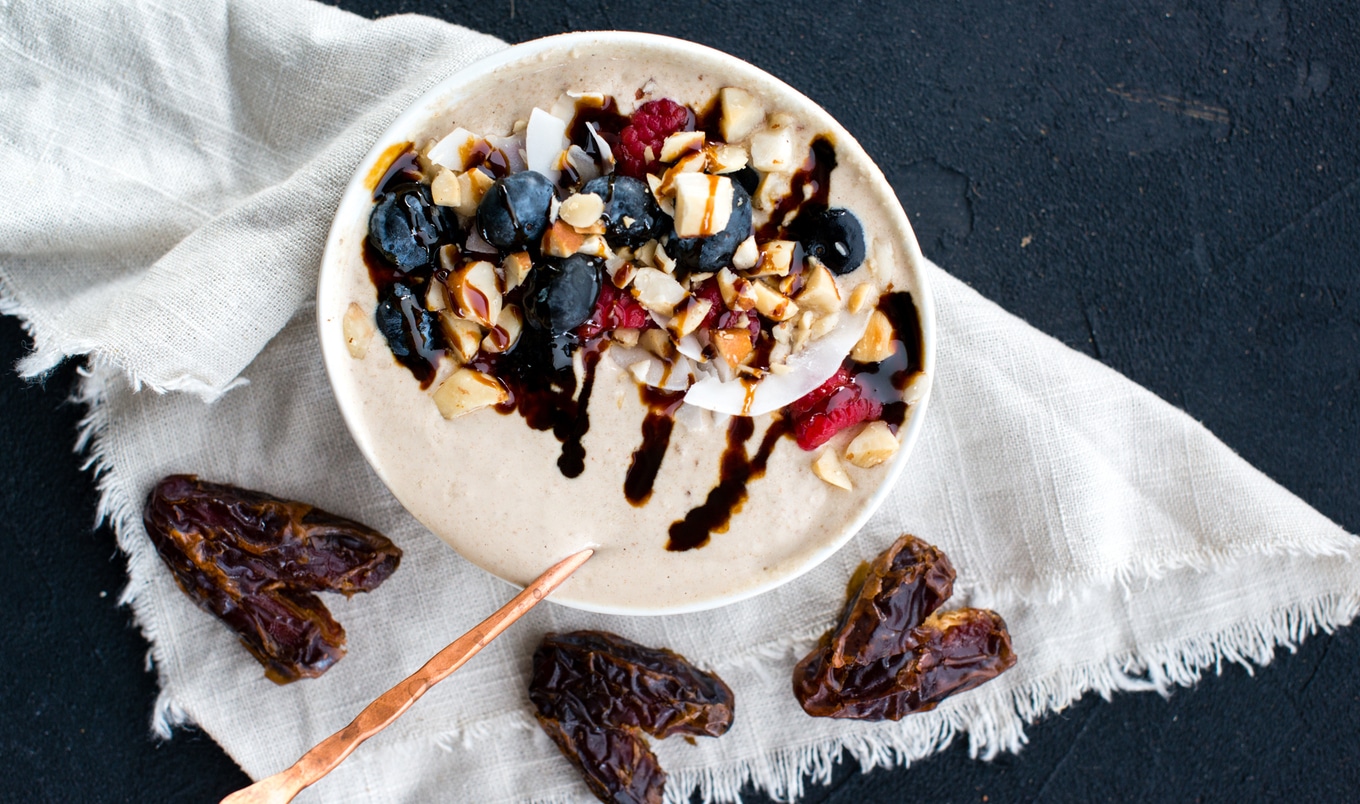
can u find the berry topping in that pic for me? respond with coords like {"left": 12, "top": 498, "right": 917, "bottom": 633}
{"left": 374, "top": 282, "right": 443, "bottom": 383}
{"left": 368, "top": 183, "right": 453, "bottom": 273}
{"left": 477, "top": 171, "right": 555, "bottom": 252}
{"left": 524, "top": 254, "right": 604, "bottom": 336}
{"left": 616, "top": 99, "right": 693, "bottom": 178}
{"left": 790, "top": 207, "right": 865, "bottom": 276}
{"left": 578, "top": 280, "right": 653, "bottom": 340}
{"left": 788, "top": 366, "right": 882, "bottom": 450}
{"left": 581, "top": 175, "right": 668, "bottom": 248}
{"left": 666, "top": 181, "right": 753, "bottom": 274}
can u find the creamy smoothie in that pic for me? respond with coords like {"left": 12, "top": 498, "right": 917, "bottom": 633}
{"left": 318, "top": 36, "right": 932, "bottom": 613}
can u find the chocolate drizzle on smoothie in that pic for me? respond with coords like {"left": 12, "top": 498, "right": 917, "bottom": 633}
{"left": 852, "top": 291, "right": 924, "bottom": 428}
{"left": 624, "top": 387, "right": 686, "bottom": 506}
{"left": 474, "top": 328, "right": 601, "bottom": 479}
{"left": 666, "top": 416, "right": 791, "bottom": 552}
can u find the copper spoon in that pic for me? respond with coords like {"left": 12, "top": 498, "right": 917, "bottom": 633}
{"left": 220, "top": 547, "right": 594, "bottom": 804}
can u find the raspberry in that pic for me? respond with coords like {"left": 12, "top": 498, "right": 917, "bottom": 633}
{"left": 690, "top": 277, "right": 725, "bottom": 328}
{"left": 577, "top": 281, "right": 654, "bottom": 340}
{"left": 788, "top": 366, "right": 882, "bottom": 450}
{"left": 616, "top": 99, "right": 693, "bottom": 178}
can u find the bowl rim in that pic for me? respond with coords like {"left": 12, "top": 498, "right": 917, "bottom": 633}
{"left": 317, "top": 30, "right": 937, "bottom": 616}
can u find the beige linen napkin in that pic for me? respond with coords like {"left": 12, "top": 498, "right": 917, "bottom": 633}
{"left": 2, "top": 1, "right": 1356, "bottom": 802}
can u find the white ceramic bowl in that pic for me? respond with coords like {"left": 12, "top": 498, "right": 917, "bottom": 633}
{"left": 318, "top": 32, "right": 935, "bottom": 615}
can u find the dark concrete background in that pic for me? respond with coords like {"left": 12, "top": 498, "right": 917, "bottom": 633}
{"left": 2, "top": 0, "right": 1357, "bottom": 801}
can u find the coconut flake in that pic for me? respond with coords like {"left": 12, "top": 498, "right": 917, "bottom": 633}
{"left": 683, "top": 311, "right": 871, "bottom": 417}
{"left": 587, "top": 122, "right": 615, "bottom": 174}
{"left": 426, "top": 128, "right": 479, "bottom": 171}
{"left": 526, "top": 108, "right": 568, "bottom": 183}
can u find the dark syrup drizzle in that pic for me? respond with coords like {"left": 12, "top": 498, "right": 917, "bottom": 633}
{"left": 852, "top": 291, "right": 925, "bottom": 428}
{"left": 756, "top": 136, "right": 837, "bottom": 241}
{"left": 624, "top": 387, "right": 686, "bottom": 506}
{"left": 666, "top": 415, "right": 792, "bottom": 551}
{"left": 472, "top": 327, "right": 601, "bottom": 479}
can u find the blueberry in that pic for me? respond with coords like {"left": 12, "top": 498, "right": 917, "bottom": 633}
{"left": 523, "top": 254, "right": 603, "bottom": 335}
{"left": 790, "top": 207, "right": 865, "bottom": 275}
{"left": 580, "top": 175, "right": 666, "bottom": 248}
{"left": 477, "top": 171, "right": 555, "bottom": 251}
{"left": 666, "top": 181, "right": 753, "bottom": 274}
{"left": 368, "top": 183, "right": 453, "bottom": 273}
{"left": 729, "top": 166, "right": 760, "bottom": 197}
{"left": 375, "top": 283, "right": 443, "bottom": 382}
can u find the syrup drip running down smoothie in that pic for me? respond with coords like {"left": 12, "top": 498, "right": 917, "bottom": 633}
{"left": 321, "top": 39, "right": 931, "bottom": 612}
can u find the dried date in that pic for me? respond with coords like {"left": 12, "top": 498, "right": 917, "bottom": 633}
{"left": 143, "top": 475, "right": 401, "bottom": 683}
{"left": 793, "top": 534, "right": 1015, "bottom": 720}
{"left": 529, "top": 631, "right": 734, "bottom": 803}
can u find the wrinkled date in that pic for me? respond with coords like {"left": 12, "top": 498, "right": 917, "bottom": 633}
{"left": 793, "top": 535, "right": 1016, "bottom": 720}
{"left": 143, "top": 475, "right": 401, "bottom": 683}
{"left": 529, "top": 631, "right": 735, "bottom": 804}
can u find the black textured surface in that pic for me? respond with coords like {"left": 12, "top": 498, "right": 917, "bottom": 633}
{"left": 3, "top": 1, "right": 1358, "bottom": 801}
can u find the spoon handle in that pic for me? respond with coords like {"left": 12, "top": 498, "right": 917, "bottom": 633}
{"left": 220, "top": 547, "right": 594, "bottom": 804}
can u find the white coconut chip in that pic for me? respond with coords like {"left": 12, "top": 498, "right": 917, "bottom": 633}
{"left": 526, "top": 108, "right": 568, "bottom": 183}
{"left": 426, "top": 127, "right": 479, "bottom": 171}
{"left": 683, "top": 310, "right": 871, "bottom": 417}
{"left": 587, "top": 122, "right": 615, "bottom": 174}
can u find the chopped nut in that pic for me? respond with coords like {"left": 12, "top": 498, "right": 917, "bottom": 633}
{"left": 424, "top": 277, "right": 450, "bottom": 311}
{"left": 811, "top": 449, "right": 853, "bottom": 490}
{"left": 609, "top": 259, "right": 637, "bottom": 289}
{"left": 481, "top": 305, "right": 523, "bottom": 354}
{"left": 438, "top": 244, "right": 460, "bottom": 274}
{"left": 612, "top": 327, "right": 641, "bottom": 347}
{"left": 432, "top": 368, "right": 508, "bottom": 420}
{"left": 710, "top": 327, "right": 754, "bottom": 368}
{"left": 850, "top": 310, "right": 895, "bottom": 363}
{"left": 847, "top": 283, "right": 875, "bottom": 314}
{"left": 501, "top": 252, "right": 533, "bottom": 291}
{"left": 634, "top": 239, "right": 659, "bottom": 268}
{"left": 706, "top": 143, "right": 749, "bottom": 174}
{"left": 686, "top": 271, "right": 715, "bottom": 287}
{"left": 438, "top": 312, "right": 483, "bottom": 365}
{"left": 809, "top": 311, "right": 840, "bottom": 341}
{"left": 660, "top": 130, "right": 706, "bottom": 162}
{"left": 577, "top": 233, "right": 612, "bottom": 259}
{"left": 843, "top": 421, "right": 899, "bottom": 468}
{"left": 639, "top": 328, "right": 675, "bottom": 360}
{"left": 466, "top": 168, "right": 495, "bottom": 204}
{"left": 631, "top": 267, "right": 689, "bottom": 316}
{"left": 796, "top": 263, "right": 841, "bottom": 314}
{"left": 750, "top": 240, "right": 796, "bottom": 276}
{"left": 731, "top": 235, "right": 759, "bottom": 271}
{"left": 667, "top": 297, "right": 713, "bottom": 339}
{"left": 902, "top": 371, "right": 929, "bottom": 405}
{"left": 542, "top": 219, "right": 586, "bottom": 258}
{"left": 672, "top": 174, "right": 734, "bottom": 238}
{"left": 751, "top": 128, "right": 795, "bottom": 173}
{"left": 342, "top": 302, "right": 374, "bottom": 359}
{"left": 430, "top": 167, "right": 462, "bottom": 208}
{"left": 654, "top": 243, "right": 678, "bottom": 275}
{"left": 719, "top": 87, "right": 765, "bottom": 142}
{"left": 559, "top": 192, "right": 604, "bottom": 229}
{"left": 716, "top": 268, "right": 758, "bottom": 311}
{"left": 450, "top": 260, "right": 502, "bottom": 328}
{"left": 792, "top": 310, "right": 813, "bottom": 353}
{"left": 644, "top": 173, "right": 676, "bottom": 217}
{"left": 751, "top": 281, "right": 798, "bottom": 322}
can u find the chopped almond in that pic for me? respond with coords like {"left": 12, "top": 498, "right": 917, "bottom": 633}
{"left": 811, "top": 449, "right": 853, "bottom": 490}
{"left": 432, "top": 368, "right": 507, "bottom": 420}
{"left": 342, "top": 302, "right": 374, "bottom": 359}
{"left": 711, "top": 327, "right": 754, "bottom": 368}
{"left": 501, "top": 252, "right": 533, "bottom": 291}
{"left": 850, "top": 310, "right": 895, "bottom": 363}
{"left": 542, "top": 219, "right": 586, "bottom": 258}
{"left": 843, "top": 421, "right": 899, "bottom": 468}
{"left": 450, "top": 261, "right": 502, "bottom": 328}
{"left": 796, "top": 263, "right": 841, "bottom": 314}
{"left": 438, "top": 312, "right": 483, "bottom": 365}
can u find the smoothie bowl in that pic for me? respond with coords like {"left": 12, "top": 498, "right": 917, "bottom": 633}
{"left": 317, "top": 32, "right": 935, "bottom": 615}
